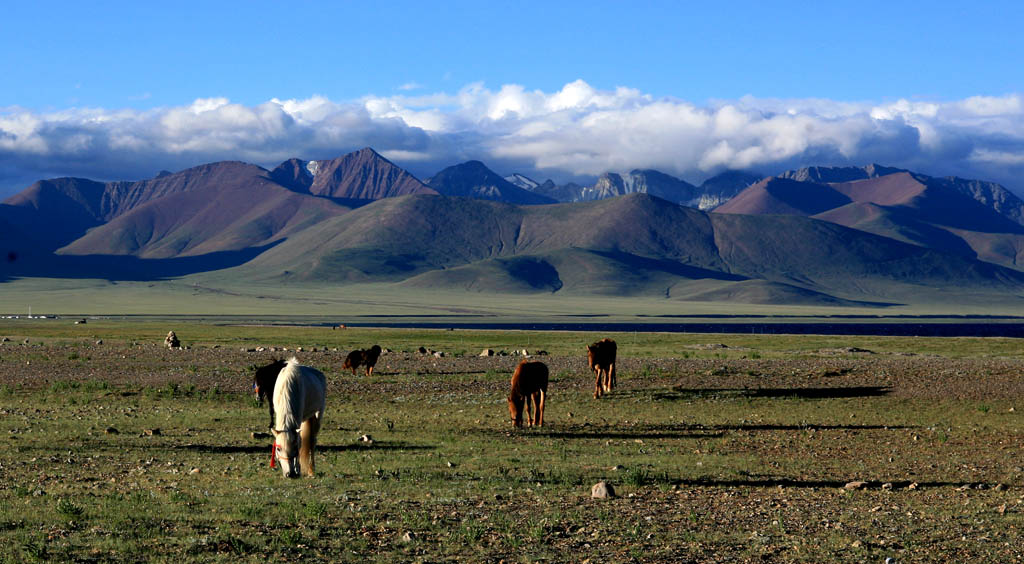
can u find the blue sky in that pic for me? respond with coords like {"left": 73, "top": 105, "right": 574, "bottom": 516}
{"left": 1, "top": 0, "right": 1023, "bottom": 196}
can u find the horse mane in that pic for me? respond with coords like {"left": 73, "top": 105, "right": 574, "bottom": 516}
{"left": 273, "top": 357, "right": 306, "bottom": 432}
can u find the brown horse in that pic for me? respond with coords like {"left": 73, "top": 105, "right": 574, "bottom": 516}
{"left": 587, "top": 338, "right": 617, "bottom": 399}
{"left": 342, "top": 345, "right": 382, "bottom": 376}
{"left": 253, "top": 358, "right": 287, "bottom": 428}
{"left": 508, "top": 360, "right": 548, "bottom": 427}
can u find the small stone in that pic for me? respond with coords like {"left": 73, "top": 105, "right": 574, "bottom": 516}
{"left": 447, "top": 461, "right": 455, "bottom": 468}
{"left": 591, "top": 481, "right": 615, "bottom": 499}
{"left": 143, "top": 428, "right": 160, "bottom": 436}
{"left": 400, "top": 531, "right": 416, "bottom": 543}
{"left": 611, "top": 465, "right": 624, "bottom": 471}
{"left": 851, "top": 540, "right": 862, "bottom": 548}
{"left": 433, "top": 351, "right": 445, "bottom": 358}
{"left": 189, "top": 468, "right": 200, "bottom": 475}
{"left": 907, "top": 482, "right": 919, "bottom": 490}
{"left": 360, "top": 434, "right": 373, "bottom": 442}
{"left": 105, "top": 427, "right": 119, "bottom": 435}
{"left": 417, "top": 346, "right": 427, "bottom": 354}
{"left": 844, "top": 481, "right": 868, "bottom": 490}
{"left": 95, "top": 339, "right": 103, "bottom": 345}
{"left": 994, "top": 483, "right": 1007, "bottom": 491}
{"left": 480, "top": 348, "right": 494, "bottom": 357}
{"left": 881, "top": 482, "right": 893, "bottom": 490}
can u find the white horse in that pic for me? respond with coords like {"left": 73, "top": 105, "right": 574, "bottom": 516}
{"left": 271, "top": 358, "right": 326, "bottom": 478}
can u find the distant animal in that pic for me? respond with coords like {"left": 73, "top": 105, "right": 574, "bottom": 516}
{"left": 271, "top": 358, "right": 327, "bottom": 478}
{"left": 253, "top": 358, "right": 287, "bottom": 428}
{"left": 508, "top": 360, "right": 548, "bottom": 428}
{"left": 342, "top": 345, "right": 382, "bottom": 376}
{"left": 587, "top": 338, "right": 617, "bottom": 399}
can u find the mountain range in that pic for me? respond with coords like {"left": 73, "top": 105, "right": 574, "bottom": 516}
{"left": 3, "top": 147, "right": 1024, "bottom": 307}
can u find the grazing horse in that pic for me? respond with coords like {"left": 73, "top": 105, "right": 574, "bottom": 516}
{"left": 508, "top": 360, "right": 548, "bottom": 428}
{"left": 342, "top": 344, "right": 382, "bottom": 376}
{"left": 253, "top": 358, "right": 286, "bottom": 428}
{"left": 587, "top": 338, "right": 617, "bottom": 399}
{"left": 271, "top": 358, "right": 327, "bottom": 478}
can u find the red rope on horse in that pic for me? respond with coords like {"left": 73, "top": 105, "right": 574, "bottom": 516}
{"left": 270, "top": 442, "right": 277, "bottom": 468}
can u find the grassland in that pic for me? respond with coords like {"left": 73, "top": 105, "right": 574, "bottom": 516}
{"left": 5, "top": 275, "right": 1024, "bottom": 318}
{"left": 0, "top": 321, "right": 1021, "bottom": 563}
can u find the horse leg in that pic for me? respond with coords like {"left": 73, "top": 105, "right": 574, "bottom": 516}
{"left": 594, "top": 368, "right": 603, "bottom": 399}
{"left": 609, "top": 363, "right": 616, "bottom": 391}
{"left": 525, "top": 393, "right": 534, "bottom": 426}
{"left": 299, "top": 416, "right": 321, "bottom": 477}
{"left": 536, "top": 390, "right": 545, "bottom": 426}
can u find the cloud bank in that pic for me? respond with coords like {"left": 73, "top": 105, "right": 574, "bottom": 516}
{"left": 2, "top": 80, "right": 1023, "bottom": 197}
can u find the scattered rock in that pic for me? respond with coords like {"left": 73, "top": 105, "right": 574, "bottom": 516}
{"left": 143, "top": 428, "right": 161, "bottom": 436}
{"left": 520, "top": 349, "right": 530, "bottom": 356}
{"left": 359, "top": 434, "right": 373, "bottom": 443}
{"left": 446, "top": 461, "right": 455, "bottom": 468}
{"left": 105, "top": 427, "right": 119, "bottom": 435}
{"left": 95, "top": 339, "right": 103, "bottom": 345}
{"left": 189, "top": 468, "right": 200, "bottom": 475}
{"left": 433, "top": 351, "right": 445, "bottom": 358}
{"left": 995, "top": 483, "right": 1008, "bottom": 491}
{"left": 0, "top": 337, "right": 8, "bottom": 342}
{"left": 400, "top": 531, "right": 416, "bottom": 543}
{"left": 844, "top": 481, "right": 868, "bottom": 490}
{"left": 417, "top": 346, "right": 428, "bottom": 355}
{"left": 480, "top": 348, "right": 494, "bottom": 357}
{"left": 164, "top": 331, "right": 180, "bottom": 349}
{"left": 591, "top": 481, "right": 615, "bottom": 499}
{"left": 611, "top": 465, "right": 624, "bottom": 471}
{"left": 23, "top": 338, "right": 29, "bottom": 344}
{"left": 881, "top": 482, "right": 893, "bottom": 490}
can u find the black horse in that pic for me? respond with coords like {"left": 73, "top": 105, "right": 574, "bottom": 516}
{"left": 253, "top": 358, "right": 287, "bottom": 428}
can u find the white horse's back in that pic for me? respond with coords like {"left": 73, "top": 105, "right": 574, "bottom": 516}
{"left": 271, "top": 358, "right": 327, "bottom": 478}
{"left": 273, "top": 358, "right": 326, "bottom": 432}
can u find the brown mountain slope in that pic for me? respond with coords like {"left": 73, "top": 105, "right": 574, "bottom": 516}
{"left": 715, "top": 177, "right": 851, "bottom": 216}
{"left": 305, "top": 148, "right": 437, "bottom": 199}
{"left": 60, "top": 173, "right": 348, "bottom": 258}
{"left": 220, "top": 193, "right": 1024, "bottom": 304}
{"left": 1, "top": 178, "right": 109, "bottom": 250}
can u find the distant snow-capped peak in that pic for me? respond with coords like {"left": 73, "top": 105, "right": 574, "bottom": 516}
{"left": 504, "top": 173, "right": 540, "bottom": 190}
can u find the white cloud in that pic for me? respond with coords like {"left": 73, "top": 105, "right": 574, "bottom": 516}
{"left": 2, "top": 83, "right": 1024, "bottom": 198}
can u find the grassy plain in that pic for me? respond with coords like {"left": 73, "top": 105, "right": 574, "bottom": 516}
{"left": 4, "top": 275, "right": 1024, "bottom": 318}
{"left": 0, "top": 321, "right": 1021, "bottom": 563}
